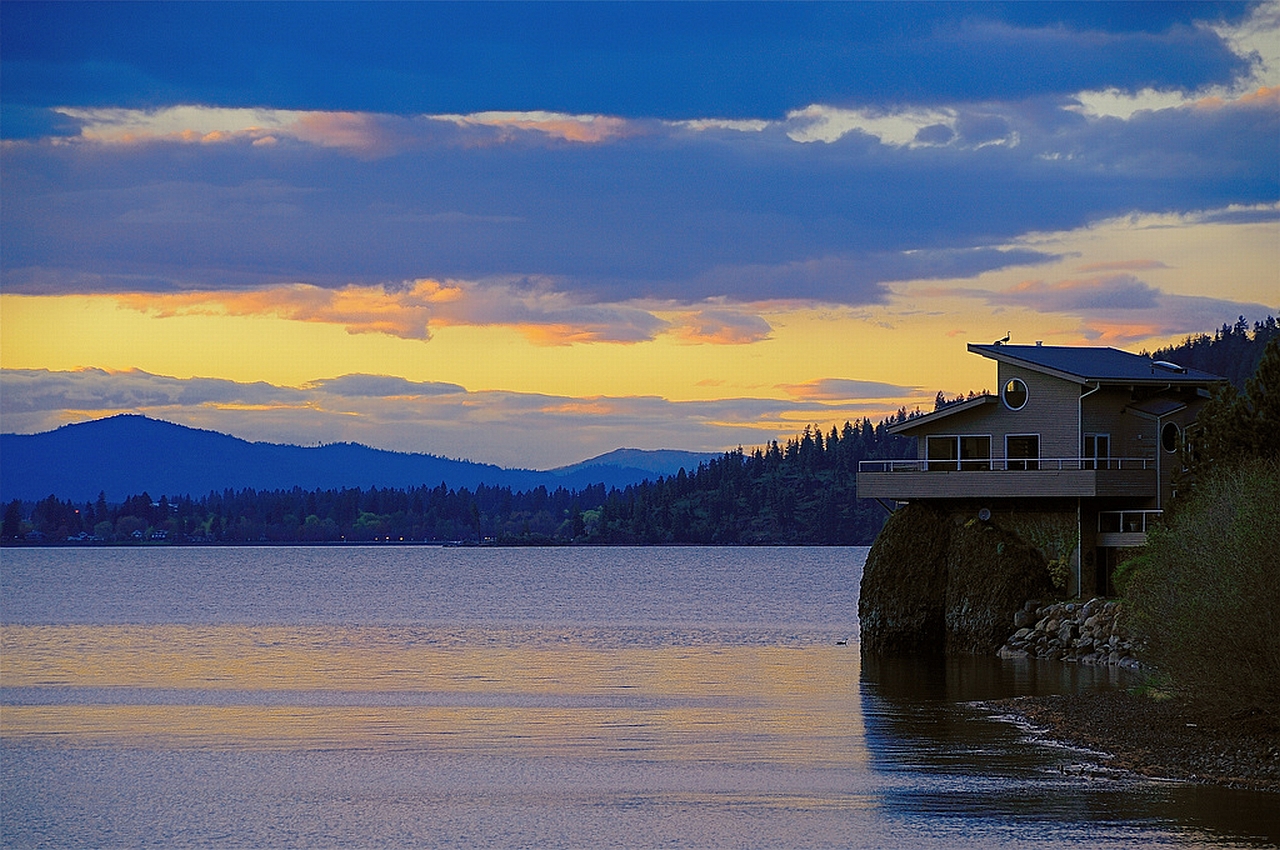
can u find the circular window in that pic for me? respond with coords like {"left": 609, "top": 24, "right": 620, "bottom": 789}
{"left": 1162, "top": 422, "right": 1180, "bottom": 453}
{"left": 1001, "top": 378, "right": 1028, "bottom": 411}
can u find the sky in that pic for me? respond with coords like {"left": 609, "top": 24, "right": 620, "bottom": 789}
{"left": 2, "top": 2, "right": 1278, "bottom": 470}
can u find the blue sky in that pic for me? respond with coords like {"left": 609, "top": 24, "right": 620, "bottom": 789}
{"left": 2, "top": 2, "right": 1277, "bottom": 469}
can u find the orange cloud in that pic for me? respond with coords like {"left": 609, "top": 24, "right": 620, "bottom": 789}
{"left": 114, "top": 283, "right": 436, "bottom": 339}
{"left": 436, "top": 111, "right": 637, "bottom": 144}
{"left": 108, "top": 280, "right": 671, "bottom": 346}
{"left": 669, "top": 310, "right": 773, "bottom": 344}
{"left": 539, "top": 400, "right": 618, "bottom": 416}
{"left": 1194, "top": 85, "right": 1280, "bottom": 111}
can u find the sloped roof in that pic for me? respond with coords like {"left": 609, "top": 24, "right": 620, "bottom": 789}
{"left": 888, "top": 394, "right": 998, "bottom": 434}
{"left": 967, "top": 343, "right": 1226, "bottom": 385}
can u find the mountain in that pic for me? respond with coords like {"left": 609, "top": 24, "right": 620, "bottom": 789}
{"left": 0, "top": 415, "right": 718, "bottom": 504}
{"left": 548, "top": 448, "right": 718, "bottom": 478}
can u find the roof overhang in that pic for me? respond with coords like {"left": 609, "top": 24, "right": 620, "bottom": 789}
{"left": 889, "top": 394, "right": 999, "bottom": 435}
{"left": 1124, "top": 397, "right": 1188, "bottom": 420}
{"left": 968, "top": 343, "right": 1089, "bottom": 384}
{"left": 967, "top": 343, "right": 1230, "bottom": 387}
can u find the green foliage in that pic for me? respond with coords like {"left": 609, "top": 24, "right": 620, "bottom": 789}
{"left": 585, "top": 418, "right": 915, "bottom": 545}
{"left": 1180, "top": 335, "right": 1280, "bottom": 498}
{"left": 1122, "top": 460, "right": 1280, "bottom": 726}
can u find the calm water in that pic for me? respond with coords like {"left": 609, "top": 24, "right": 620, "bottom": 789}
{"left": 1, "top": 546, "right": 1275, "bottom": 848}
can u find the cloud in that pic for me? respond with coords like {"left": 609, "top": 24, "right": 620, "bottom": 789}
{"left": 669, "top": 310, "right": 773, "bottom": 345}
{"left": 305, "top": 375, "right": 466, "bottom": 398}
{"left": 1075, "top": 260, "right": 1170, "bottom": 273}
{"left": 0, "top": 368, "right": 914, "bottom": 469}
{"left": 0, "top": 367, "right": 307, "bottom": 415}
{"left": 104, "top": 280, "right": 685, "bottom": 346}
{"left": 779, "top": 379, "right": 917, "bottom": 401}
{"left": 113, "top": 284, "right": 436, "bottom": 340}
{"left": 995, "top": 274, "right": 1165, "bottom": 312}
{"left": 432, "top": 111, "right": 638, "bottom": 144}
{"left": 4, "top": 74, "right": 1273, "bottom": 308}
{"left": 2, "top": 4, "right": 1254, "bottom": 119}
{"left": 929, "top": 271, "right": 1277, "bottom": 346}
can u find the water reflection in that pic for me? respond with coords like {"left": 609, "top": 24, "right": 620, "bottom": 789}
{"left": 859, "top": 652, "right": 1280, "bottom": 847}
{"left": 1, "top": 624, "right": 866, "bottom": 767}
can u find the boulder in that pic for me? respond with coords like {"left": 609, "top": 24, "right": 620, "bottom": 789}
{"left": 858, "top": 503, "right": 952, "bottom": 655}
{"left": 859, "top": 503, "right": 1055, "bottom": 655}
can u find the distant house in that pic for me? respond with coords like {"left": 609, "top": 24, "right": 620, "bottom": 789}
{"left": 857, "top": 342, "right": 1227, "bottom": 597}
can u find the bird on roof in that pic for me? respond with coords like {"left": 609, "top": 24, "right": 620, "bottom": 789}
{"left": 994, "top": 331, "right": 1010, "bottom": 345}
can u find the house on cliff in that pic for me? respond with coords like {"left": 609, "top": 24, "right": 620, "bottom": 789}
{"left": 857, "top": 342, "right": 1227, "bottom": 598}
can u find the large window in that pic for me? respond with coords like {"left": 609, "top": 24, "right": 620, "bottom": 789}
{"left": 1083, "top": 433, "right": 1110, "bottom": 470}
{"left": 926, "top": 435, "right": 991, "bottom": 471}
{"left": 1006, "top": 434, "right": 1040, "bottom": 470}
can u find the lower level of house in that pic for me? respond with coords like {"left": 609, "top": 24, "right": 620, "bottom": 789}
{"left": 876, "top": 496, "right": 1157, "bottom": 598}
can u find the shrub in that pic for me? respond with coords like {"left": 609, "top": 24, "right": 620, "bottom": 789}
{"left": 1122, "top": 459, "right": 1280, "bottom": 726}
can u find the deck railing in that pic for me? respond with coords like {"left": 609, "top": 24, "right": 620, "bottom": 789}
{"left": 857, "top": 457, "right": 1156, "bottom": 473}
{"left": 1098, "top": 509, "right": 1162, "bottom": 534}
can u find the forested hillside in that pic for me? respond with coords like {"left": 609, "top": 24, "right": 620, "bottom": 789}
{"left": 11, "top": 319, "right": 1273, "bottom": 548}
{"left": 1147, "top": 315, "right": 1278, "bottom": 389}
{"left": 585, "top": 418, "right": 914, "bottom": 544}
{"left": 4, "top": 415, "right": 915, "bottom": 546}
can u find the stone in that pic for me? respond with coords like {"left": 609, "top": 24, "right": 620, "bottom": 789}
{"left": 859, "top": 501, "right": 1054, "bottom": 656}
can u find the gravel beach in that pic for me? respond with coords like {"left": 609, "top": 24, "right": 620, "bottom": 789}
{"left": 988, "top": 690, "right": 1280, "bottom": 792}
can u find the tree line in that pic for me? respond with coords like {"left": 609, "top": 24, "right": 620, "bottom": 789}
{"left": 2, "top": 413, "right": 915, "bottom": 547}
{"left": 7, "top": 316, "right": 1272, "bottom": 548}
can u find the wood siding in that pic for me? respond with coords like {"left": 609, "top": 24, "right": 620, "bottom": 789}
{"left": 912, "top": 364, "right": 1082, "bottom": 462}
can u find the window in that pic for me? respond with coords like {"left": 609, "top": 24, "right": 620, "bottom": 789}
{"left": 959, "top": 436, "right": 992, "bottom": 470}
{"left": 1001, "top": 377, "right": 1028, "bottom": 411}
{"left": 1084, "top": 433, "right": 1110, "bottom": 470}
{"left": 1006, "top": 434, "right": 1040, "bottom": 470}
{"left": 1161, "top": 422, "right": 1180, "bottom": 453}
{"left": 926, "top": 435, "right": 991, "bottom": 471}
{"left": 926, "top": 436, "right": 958, "bottom": 471}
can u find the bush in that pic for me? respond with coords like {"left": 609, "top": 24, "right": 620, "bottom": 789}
{"left": 1122, "top": 459, "right": 1280, "bottom": 726}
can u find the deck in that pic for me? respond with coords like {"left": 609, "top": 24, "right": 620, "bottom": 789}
{"left": 856, "top": 457, "right": 1158, "bottom": 501}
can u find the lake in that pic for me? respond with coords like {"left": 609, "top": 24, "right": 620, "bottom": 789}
{"left": 2, "top": 546, "right": 1276, "bottom": 848}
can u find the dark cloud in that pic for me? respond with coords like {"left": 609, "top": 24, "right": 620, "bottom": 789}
{"left": 308, "top": 375, "right": 467, "bottom": 398}
{"left": 0, "top": 105, "right": 84, "bottom": 140}
{"left": 914, "top": 123, "right": 955, "bottom": 145}
{"left": 1, "top": 4, "right": 1253, "bottom": 118}
{"left": 1, "top": 6, "right": 1273, "bottom": 309}
{"left": 780, "top": 379, "right": 918, "bottom": 401}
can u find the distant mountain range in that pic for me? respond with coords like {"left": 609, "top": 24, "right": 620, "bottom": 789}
{"left": 0, "top": 415, "right": 717, "bottom": 504}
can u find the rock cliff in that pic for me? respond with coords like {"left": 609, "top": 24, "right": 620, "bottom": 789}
{"left": 859, "top": 502, "right": 1055, "bottom": 655}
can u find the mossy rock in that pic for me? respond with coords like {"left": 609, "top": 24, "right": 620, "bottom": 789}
{"left": 858, "top": 503, "right": 952, "bottom": 655}
{"left": 945, "top": 519, "right": 1054, "bottom": 654}
{"left": 859, "top": 503, "right": 1055, "bottom": 656}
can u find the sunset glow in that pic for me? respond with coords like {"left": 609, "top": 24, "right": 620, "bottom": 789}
{"left": 2, "top": 3, "right": 1276, "bottom": 469}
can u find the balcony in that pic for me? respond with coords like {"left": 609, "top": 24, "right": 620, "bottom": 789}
{"left": 1096, "top": 509, "right": 1162, "bottom": 548}
{"left": 856, "top": 457, "right": 1158, "bottom": 501}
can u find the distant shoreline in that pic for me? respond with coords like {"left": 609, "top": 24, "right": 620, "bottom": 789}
{"left": 986, "top": 690, "right": 1280, "bottom": 793}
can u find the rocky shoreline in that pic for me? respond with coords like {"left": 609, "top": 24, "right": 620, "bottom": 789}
{"left": 990, "top": 596, "right": 1279, "bottom": 792}
{"left": 997, "top": 597, "right": 1142, "bottom": 668}
{"left": 986, "top": 690, "right": 1280, "bottom": 792}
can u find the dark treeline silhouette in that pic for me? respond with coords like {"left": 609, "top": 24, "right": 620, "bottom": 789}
{"left": 3, "top": 415, "right": 915, "bottom": 547}
{"left": 587, "top": 417, "right": 914, "bottom": 544}
{"left": 1146, "top": 315, "right": 1278, "bottom": 390}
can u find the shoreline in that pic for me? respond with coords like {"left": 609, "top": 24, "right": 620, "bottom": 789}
{"left": 986, "top": 690, "right": 1280, "bottom": 793}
